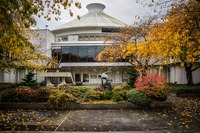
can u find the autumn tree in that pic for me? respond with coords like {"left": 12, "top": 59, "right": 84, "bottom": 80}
{"left": 147, "top": 0, "right": 200, "bottom": 85}
{"left": 0, "top": 0, "right": 81, "bottom": 70}
{"left": 98, "top": 16, "right": 160, "bottom": 76}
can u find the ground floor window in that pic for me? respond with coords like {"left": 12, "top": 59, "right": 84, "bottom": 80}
{"left": 83, "top": 74, "right": 89, "bottom": 82}
{"left": 151, "top": 66, "right": 159, "bottom": 73}
{"left": 122, "top": 70, "right": 128, "bottom": 82}
{"left": 50, "top": 77, "right": 61, "bottom": 84}
{"left": 65, "top": 77, "right": 73, "bottom": 83}
{"left": 161, "top": 66, "right": 168, "bottom": 78}
{"left": 114, "top": 71, "right": 120, "bottom": 82}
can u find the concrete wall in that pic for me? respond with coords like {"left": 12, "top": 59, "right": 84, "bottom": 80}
{"left": 3, "top": 69, "right": 16, "bottom": 83}
{"left": 0, "top": 68, "right": 45, "bottom": 84}
{"left": 27, "top": 29, "right": 55, "bottom": 57}
{"left": 169, "top": 64, "right": 200, "bottom": 84}
{"left": 47, "top": 30, "right": 56, "bottom": 57}
{"left": 193, "top": 67, "right": 200, "bottom": 84}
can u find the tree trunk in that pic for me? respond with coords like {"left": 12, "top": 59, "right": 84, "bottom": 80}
{"left": 185, "top": 65, "right": 194, "bottom": 86}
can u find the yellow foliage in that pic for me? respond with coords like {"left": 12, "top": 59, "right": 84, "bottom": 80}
{"left": 0, "top": 0, "right": 80, "bottom": 70}
{"left": 147, "top": 0, "right": 200, "bottom": 71}
{"left": 97, "top": 25, "right": 160, "bottom": 75}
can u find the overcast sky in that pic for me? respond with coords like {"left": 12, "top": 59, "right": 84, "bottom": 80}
{"left": 34, "top": 0, "right": 153, "bottom": 30}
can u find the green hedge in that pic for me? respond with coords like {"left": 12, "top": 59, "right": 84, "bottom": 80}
{"left": 172, "top": 86, "right": 200, "bottom": 93}
{"left": 126, "top": 89, "right": 152, "bottom": 107}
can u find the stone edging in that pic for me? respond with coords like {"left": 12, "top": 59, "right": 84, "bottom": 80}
{"left": 0, "top": 101, "right": 172, "bottom": 110}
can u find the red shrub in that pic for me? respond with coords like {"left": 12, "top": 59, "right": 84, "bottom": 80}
{"left": 134, "top": 73, "right": 170, "bottom": 101}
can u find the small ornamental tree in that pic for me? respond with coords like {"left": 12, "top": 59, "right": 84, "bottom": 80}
{"left": 20, "top": 71, "right": 40, "bottom": 89}
{"left": 134, "top": 73, "right": 170, "bottom": 101}
{"left": 127, "top": 66, "right": 140, "bottom": 88}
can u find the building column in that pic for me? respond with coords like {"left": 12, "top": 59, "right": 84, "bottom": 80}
{"left": 97, "top": 67, "right": 99, "bottom": 81}
{"left": 89, "top": 67, "right": 91, "bottom": 83}
{"left": 119, "top": 68, "right": 122, "bottom": 82}
{"left": 60, "top": 77, "right": 67, "bottom": 85}
{"left": 80, "top": 67, "right": 83, "bottom": 82}
{"left": 46, "top": 77, "right": 54, "bottom": 86}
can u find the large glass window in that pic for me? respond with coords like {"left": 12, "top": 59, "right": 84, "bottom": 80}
{"left": 57, "top": 46, "right": 104, "bottom": 62}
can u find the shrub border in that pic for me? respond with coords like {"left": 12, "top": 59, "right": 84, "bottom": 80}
{"left": 0, "top": 101, "right": 172, "bottom": 110}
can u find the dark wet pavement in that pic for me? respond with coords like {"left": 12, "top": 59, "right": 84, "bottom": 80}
{"left": 0, "top": 108, "right": 200, "bottom": 132}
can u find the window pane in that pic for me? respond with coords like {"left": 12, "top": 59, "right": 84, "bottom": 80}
{"left": 52, "top": 49, "right": 61, "bottom": 61}
{"left": 71, "top": 46, "right": 79, "bottom": 62}
{"left": 161, "top": 66, "right": 167, "bottom": 78}
{"left": 62, "top": 54, "right": 69, "bottom": 62}
{"left": 79, "top": 46, "right": 88, "bottom": 62}
{"left": 122, "top": 70, "right": 128, "bottom": 82}
{"left": 83, "top": 74, "right": 89, "bottom": 82}
{"left": 114, "top": 71, "right": 120, "bottom": 82}
{"left": 62, "top": 47, "right": 70, "bottom": 62}
{"left": 88, "top": 46, "right": 96, "bottom": 62}
{"left": 52, "top": 49, "right": 55, "bottom": 57}
{"left": 95, "top": 46, "right": 104, "bottom": 57}
{"left": 57, "top": 49, "right": 62, "bottom": 62}
{"left": 62, "top": 46, "right": 70, "bottom": 53}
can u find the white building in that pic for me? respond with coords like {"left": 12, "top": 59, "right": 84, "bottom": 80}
{"left": 0, "top": 3, "right": 200, "bottom": 85}
{"left": 49, "top": 3, "right": 130, "bottom": 85}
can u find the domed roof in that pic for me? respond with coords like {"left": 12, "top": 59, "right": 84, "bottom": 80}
{"left": 52, "top": 3, "right": 126, "bottom": 31}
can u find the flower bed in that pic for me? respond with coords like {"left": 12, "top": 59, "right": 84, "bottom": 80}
{"left": 0, "top": 79, "right": 173, "bottom": 109}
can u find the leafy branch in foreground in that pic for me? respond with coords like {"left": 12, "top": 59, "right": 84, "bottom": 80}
{"left": 0, "top": 0, "right": 81, "bottom": 70}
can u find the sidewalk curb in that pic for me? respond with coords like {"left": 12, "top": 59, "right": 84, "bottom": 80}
{"left": 0, "top": 101, "right": 172, "bottom": 110}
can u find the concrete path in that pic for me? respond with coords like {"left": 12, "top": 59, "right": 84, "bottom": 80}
{"left": 0, "top": 109, "right": 199, "bottom": 132}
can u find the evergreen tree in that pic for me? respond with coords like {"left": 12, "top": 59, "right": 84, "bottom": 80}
{"left": 127, "top": 66, "right": 140, "bottom": 88}
{"left": 20, "top": 71, "right": 40, "bottom": 89}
